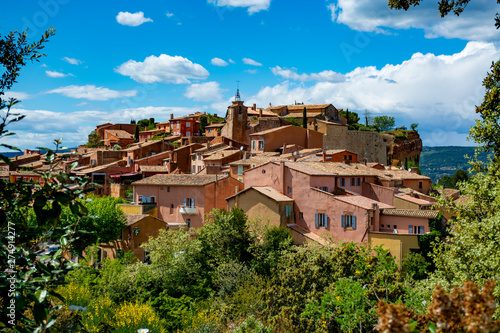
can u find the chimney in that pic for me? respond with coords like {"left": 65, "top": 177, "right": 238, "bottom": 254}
{"left": 253, "top": 103, "right": 256, "bottom": 110}
{"left": 364, "top": 158, "right": 368, "bottom": 166}
{"left": 214, "top": 113, "right": 217, "bottom": 117}
{"left": 322, "top": 150, "right": 326, "bottom": 162}
{"left": 170, "top": 113, "right": 174, "bottom": 120}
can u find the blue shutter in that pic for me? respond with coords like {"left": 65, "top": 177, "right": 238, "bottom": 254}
{"left": 315, "top": 214, "right": 319, "bottom": 228}
{"left": 352, "top": 216, "right": 356, "bottom": 229}
{"left": 341, "top": 215, "right": 345, "bottom": 228}
{"left": 324, "top": 214, "right": 328, "bottom": 228}
{"left": 183, "top": 198, "right": 187, "bottom": 207}
{"left": 408, "top": 225, "right": 413, "bottom": 234}
{"left": 325, "top": 187, "right": 329, "bottom": 192}
{"left": 192, "top": 198, "right": 194, "bottom": 207}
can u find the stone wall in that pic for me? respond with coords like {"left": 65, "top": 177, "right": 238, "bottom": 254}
{"left": 322, "top": 122, "right": 387, "bottom": 163}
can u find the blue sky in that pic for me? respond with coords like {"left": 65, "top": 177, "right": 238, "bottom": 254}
{"left": 1, "top": 0, "right": 500, "bottom": 149}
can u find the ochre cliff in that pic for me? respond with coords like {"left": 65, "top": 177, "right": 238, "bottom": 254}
{"left": 382, "top": 131, "right": 422, "bottom": 166}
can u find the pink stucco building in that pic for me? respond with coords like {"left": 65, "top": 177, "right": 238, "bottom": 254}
{"left": 132, "top": 174, "right": 243, "bottom": 228}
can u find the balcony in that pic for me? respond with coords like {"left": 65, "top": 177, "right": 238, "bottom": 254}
{"left": 179, "top": 206, "right": 197, "bottom": 215}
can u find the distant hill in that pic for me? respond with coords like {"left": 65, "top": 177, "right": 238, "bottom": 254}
{"left": 0, "top": 148, "right": 76, "bottom": 159}
{"left": 419, "top": 146, "right": 489, "bottom": 183}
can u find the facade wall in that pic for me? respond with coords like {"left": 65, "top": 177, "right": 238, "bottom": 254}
{"left": 362, "top": 183, "right": 395, "bottom": 206}
{"left": 110, "top": 184, "right": 132, "bottom": 199}
{"left": 220, "top": 101, "right": 248, "bottom": 144}
{"left": 368, "top": 233, "right": 420, "bottom": 268}
{"left": 170, "top": 119, "right": 196, "bottom": 137}
{"left": 323, "top": 123, "right": 387, "bottom": 163}
{"left": 402, "top": 179, "right": 432, "bottom": 195}
{"left": 379, "top": 215, "right": 429, "bottom": 234}
{"left": 251, "top": 126, "right": 323, "bottom": 153}
{"left": 227, "top": 190, "right": 293, "bottom": 228}
{"left": 393, "top": 196, "right": 422, "bottom": 210}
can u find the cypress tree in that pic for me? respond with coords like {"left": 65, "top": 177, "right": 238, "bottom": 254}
{"left": 134, "top": 125, "right": 139, "bottom": 143}
{"left": 302, "top": 107, "right": 307, "bottom": 129}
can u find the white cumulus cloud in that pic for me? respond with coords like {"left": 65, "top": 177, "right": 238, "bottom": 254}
{"left": 207, "top": 0, "right": 271, "bottom": 14}
{"left": 243, "top": 58, "right": 262, "bottom": 66}
{"left": 45, "top": 70, "right": 73, "bottom": 78}
{"left": 116, "top": 11, "right": 153, "bottom": 26}
{"left": 62, "top": 57, "right": 82, "bottom": 65}
{"left": 211, "top": 57, "right": 229, "bottom": 66}
{"left": 248, "top": 41, "right": 500, "bottom": 146}
{"left": 271, "top": 66, "right": 345, "bottom": 82}
{"left": 330, "top": 0, "right": 500, "bottom": 40}
{"left": 115, "top": 54, "right": 210, "bottom": 84}
{"left": 184, "top": 81, "right": 223, "bottom": 101}
{"left": 46, "top": 85, "right": 138, "bottom": 101}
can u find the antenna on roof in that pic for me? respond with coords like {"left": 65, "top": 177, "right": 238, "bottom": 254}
{"left": 235, "top": 80, "right": 241, "bottom": 101}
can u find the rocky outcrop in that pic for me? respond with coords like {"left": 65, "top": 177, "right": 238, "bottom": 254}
{"left": 383, "top": 131, "right": 422, "bottom": 166}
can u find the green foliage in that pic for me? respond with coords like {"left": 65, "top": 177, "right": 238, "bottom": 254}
{"left": 151, "top": 132, "right": 168, "bottom": 140}
{"left": 230, "top": 315, "right": 272, "bottom": 333}
{"left": 263, "top": 242, "right": 402, "bottom": 332}
{"left": 340, "top": 109, "right": 360, "bottom": 125}
{"left": 200, "top": 115, "right": 208, "bottom": 133}
{"left": 284, "top": 117, "right": 302, "bottom": 127}
{"left": 411, "top": 123, "right": 418, "bottom": 131}
{"left": 402, "top": 252, "right": 430, "bottom": 280}
{"left": 85, "top": 130, "right": 102, "bottom": 148}
{"left": 388, "top": 0, "right": 500, "bottom": 29}
{"left": 374, "top": 115, "right": 395, "bottom": 132}
{"left": 134, "top": 124, "right": 139, "bottom": 143}
{"left": 358, "top": 125, "right": 376, "bottom": 131}
{"left": 437, "top": 169, "right": 469, "bottom": 189}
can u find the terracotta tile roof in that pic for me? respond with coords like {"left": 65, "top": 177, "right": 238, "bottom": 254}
{"left": 394, "top": 193, "right": 432, "bottom": 206}
{"left": 231, "top": 186, "right": 294, "bottom": 202}
{"left": 0, "top": 170, "right": 41, "bottom": 177}
{"left": 334, "top": 195, "right": 394, "bottom": 210}
{"left": 104, "top": 130, "right": 134, "bottom": 139}
{"left": 123, "top": 140, "right": 167, "bottom": 151}
{"left": 300, "top": 162, "right": 376, "bottom": 176}
{"left": 380, "top": 169, "right": 431, "bottom": 180}
{"left": 205, "top": 123, "right": 226, "bottom": 128}
{"left": 132, "top": 174, "right": 228, "bottom": 186}
{"left": 228, "top": 155, "right": 284, "bottom": 166}
{"left": 75, "top": 161, "right": 123, "bottom": 174}
{"left": 125, "top": 214, "right": 149, "bottom": 226}
{"left": 281, "top": 148, "right": 322, "bottom": 160}
{"left": 286, "top": 104, "right": 332, "bottom": 111}
{"left": 282, "top": 112, "right": 323, "bottom": 118}
{"left": 203, "top": 150, "right": 241, "bottom": 161}
{"left": 272, "top": 161, "right": 332, "bottom": 176}
{"left": 247, "top": 108, "right": 276, "bottom": 116}
{"left": 139, "top": 165, "right": 170, "bottom": 172}
{"left": 381, "top": 208, "right": 439, "bottom": 219}
{"left": 287, "top": 224, "right": 328, "bottom": 245}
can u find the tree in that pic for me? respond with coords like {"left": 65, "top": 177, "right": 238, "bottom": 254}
{"left": 302, "top": 107, "right": 307, "bottom": 129}
{"left": 130, "top": 118, "right": 136, "bottom": 124}
{"left": 85, "top": 129, "right": 102, "bottom": 148}
{"left": 373, "top": 115, "right": 395, "bottom": 132}
{"left": 411, "top": 123, "right": 418, "bottom": 131}
{"left": 134, "top": 124, "right": 139, "bottom": 143}
{"left": 340, "top": 109, "right": 360, "bottom": 125}
{"left": 388, "top": 0, "right": 500, "bottom": 29}
{"left": 364, "top": 109, "right": 372, "bottom": 126}
{"left": 0, "top": 28, "right": 99, "bottom": 331}
{"left": 199, "top": 115, "right": 208, "bottom": 134}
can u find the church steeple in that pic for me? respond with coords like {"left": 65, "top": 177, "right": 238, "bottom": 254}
{"left": 234, "top": 80, "right": 241, "bottom": 102}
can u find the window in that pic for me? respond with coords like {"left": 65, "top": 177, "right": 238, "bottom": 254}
{"left": 186, "top": 219, "right": 191, "bottom": 228}
{"left": 138, "top": 195, "right": 143, "bottom": 203}
{"left": 285, "top": 205, "right": 292, "bottom": 217}
{"left": 288, "top": 186, "right": 292, "bottom": 194}
{"left": 207, "top": 129, "right": 211, "bottom": 133}
{"left": 411, "top": 226, "right": 425, "bottom": 234}
{"left": 198, "top": 166, "right": 201, "bottom": 172}
{"left": 341, "top": 214, "right": 356, "bottom": 229}
{"left": 186, "top": 131, "right": 191, "bottom": 137}
{"left": 350, "top": 178, "right": 355, "bottom": 186}
{"left": 259, "top": 141, "right": 264, "bottom": 150}
{"left": 251, "top": 163, "right": 256, "bottom": 168}
{"left": 252, "top": 140, "right": 257, "bottom": 150}
{"left": 394, "top": 225, "right": 397, "bottom": 229}
{"left": 186, "top": 122, "right": 191, "bottom": 128}
{"left": 238, "top": 178, "right": 243, "bottom": 182}
{"left": 167, "top": 187, "right": 170, "bottom": 192}
{"left": 315, "top": 213, "right": 328, "bottom": 228}
{"left": 192, "top": 166, "right": 195, "bottom": 173}
{"left": 319, "top": 186, "right": 329, "bottom": 192}
{"left": 339, "top": 178, "right": 345, "bottom": 186}
{"left": 192, "top": 155, "right": 196, "bottom": 161}
{"left": 237, "top": 165, "right": 243, "bottom": 175}
{"left": 300, "top": 212, "right": 304, "bottom": 220}
{"left": 349, "top": 155, "right": 352, "bottom": 161}
{"left": 419, "top": 181, "right": 423, "bottom": 189}
{"left": 357, "top": 178, "right": 361, "bottom": 186}
{"left": 381, "top": 224, "right": 384, "bottom": 228}
{"left": 198, "top": 154, "right": 202, "bottom": 160}
{"left": 184, "top": 198, "right": 195, "bottom": 208}
{"left": 177, "top": 121, "right": 179, "bottom": 127}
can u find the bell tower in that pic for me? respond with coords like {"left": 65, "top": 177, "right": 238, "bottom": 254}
{"left": 223, "top": 82, "right": 248, "bottom": 144}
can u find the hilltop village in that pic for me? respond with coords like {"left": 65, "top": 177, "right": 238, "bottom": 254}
{"left": 1, "top": 91, "right": 448, "bottom": 267}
